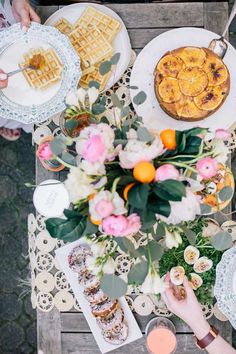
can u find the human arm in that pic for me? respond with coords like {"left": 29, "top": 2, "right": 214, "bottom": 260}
{"left": 11, "top": 0, "right": 40, "bottom": 29}
{"left": 162, "top": 274, "right": 236, "bottom": 354}
{"left": 0, "top": 70, "right": 8, "bottom": 89}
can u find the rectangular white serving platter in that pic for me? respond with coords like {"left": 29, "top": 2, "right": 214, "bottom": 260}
{"left": 55, "top": 238, "right": 143, "bottom": 353}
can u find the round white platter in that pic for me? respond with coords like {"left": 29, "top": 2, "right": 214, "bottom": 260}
{"left": 45, "top": 3, "right": 132, "bottom": 91}
{"left": 130, "top": 27, "right": 236, "bottom": 132}
{"left": 0, "top": 22, "right": 81, "bottom": 124}
{"left": 215, "top": 246, "right": 236, "bottom": 328}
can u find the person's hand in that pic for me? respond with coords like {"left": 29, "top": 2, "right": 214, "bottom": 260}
{"left": 0, "top": 70, "right": 8, "bottom": 89}
{"left": 11, "top": 0, "right": 41, "bottom": 30}
{"left": 162, "top": 273, "right": 210, "bottom": 339}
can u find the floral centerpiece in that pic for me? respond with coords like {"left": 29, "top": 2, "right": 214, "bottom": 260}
{"left": 39, "top": 55, "right": 234, "bottom": 301}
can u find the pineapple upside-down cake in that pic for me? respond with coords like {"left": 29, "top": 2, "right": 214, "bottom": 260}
{"left": 154, "top": 47, "right": 230, "bottom": 121}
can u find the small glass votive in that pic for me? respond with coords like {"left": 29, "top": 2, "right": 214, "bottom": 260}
{"left": 145, "top": 317, "right": 177, "bottom": 354}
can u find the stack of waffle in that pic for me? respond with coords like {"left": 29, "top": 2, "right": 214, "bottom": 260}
{"left": 54, "top": 6, "right": 121, "bottom": 91}
{"left": 19, "top": 47, "right": 63, "bottom": 89}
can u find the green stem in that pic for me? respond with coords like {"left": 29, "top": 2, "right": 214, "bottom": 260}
{"left": 159, "top": 161, "right": 197, "bottom": 173}
{"left": 111, "top": 177, "right": 120, "bottom": 197}
{"left": 163, "top": 150, "right": 212, "bottom": 165}
{"left": 56, "top": 156, "right": 74, "bottom": 169}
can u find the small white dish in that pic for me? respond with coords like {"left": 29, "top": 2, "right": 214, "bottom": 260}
{"left": 45, "top": 3, "right": 132, "bottom": 91}
{"left": 130, "top": 27, "right": 236, "bottom": 132}
{"left": 33, "top": 179, "right": 70, "bottom": 217}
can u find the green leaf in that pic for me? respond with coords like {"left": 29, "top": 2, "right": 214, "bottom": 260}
{"left": 149, "top": 201, "right": 170, "bottom": 218}
{"left": 181, "top": 226, "right": 196, "bottom": 245}
{"left": 128, "top": 184, "right": 150, "bottom": 209}
{"left": 148, "top": 240, "right": 164, "bottom": 261}
{"left": 184, "top": 136, "right": 202, "bottom": 154}
{"left": 61, "top": 151, "right": 76, "bottom": 165}
{"left": 114, "top": 237, "right": 141, "bottom": 258}
{"left": 153, "top": 180, "right": 186, "bottom": 202}
{"left": 137, "top": 126, "right": 153, "bottom": 142}
{"left": 178, "top": 133, "right": 186, "bottom": 153}
{"left": 50, "top": 137, "right": 66, "bottom": 156}
{"left": 155, "top": 223, "right": 166, "bottom": 238}
{"left": 64, "top": 119, "right": 78, "bottom": 133}
{"left": 100, "top": 274, "right": 127, "bottom": 299}
{"left": 128, "top": 85, "right": 139, "bottom": 90}
{"left": 133, "top": 91, "right": 147, "bottom": 105}
{"left": 185, "top": 127, "right": 208, "bottom": 138}
{"left": 219, "top": 186, "right": 233, "bottom": 202}
{"left": 100, "top": 116, "right": 110, "bottom": 124}
{"left": 99, "top": 60, "right": 112, "bottom": 75}
{"left": 140, "top": 210, "right": 157, "bottom": 231}
{"left": 128, "top": 261, "right": 149, "bottom": 284}
{"left": 111, "top": 93, "right": 123, "bottom": 108}
{"left": 45, "top": 216, "right": 87, "bottom": 242}
{"left": 200, "top": 204, "right": 212, "bottom": 215}
{"left": 92, "top": 103, "right": 106, "bottom": 115}
{"left": 88, "top": 80, "right": 100, "bottom": 89}
{"left": 110, "top": 53, "right": 121, "bottom": 65}
{"left": 211, "top": 231, "right": 233, "bottom": 251}
{"left": 63, "top": 209, "right": 80, "bottom": 218}
{"left": 82, "top": 218, "right": 98, "bottom": 236}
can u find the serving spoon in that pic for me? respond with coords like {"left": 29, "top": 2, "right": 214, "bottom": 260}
{"left": 6, "top": 53, "right": 46, "bottom": 77}
{"left": 208, "top": 0, "right": 236, "bottom": 58}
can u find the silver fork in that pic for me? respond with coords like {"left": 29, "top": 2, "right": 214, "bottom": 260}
{"left": 6, "top": 65, "right": 36, "bottom": 77}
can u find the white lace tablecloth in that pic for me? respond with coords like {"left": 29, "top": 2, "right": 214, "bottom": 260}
{"left": 29, "top": 50, "right": 236, "bottom": 320}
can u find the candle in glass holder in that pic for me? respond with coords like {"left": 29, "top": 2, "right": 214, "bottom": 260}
{"left": 146, "top": 317, "right": 177, "bottom": 354}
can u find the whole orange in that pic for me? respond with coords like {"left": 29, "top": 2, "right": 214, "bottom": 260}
{"left": 89, "top": 216, "right": 101, "bottom": 226}
{"left": 133, "top": 161, "right": 155, "bottom": 183}
{"left": 123, "top": 182, "right": 135, "bottom": 201}
{"left": 88, "top": 193, "right": 96, "bottom": 201}
{"left": 160, "top": 129, "right": 177, "bottom": 150}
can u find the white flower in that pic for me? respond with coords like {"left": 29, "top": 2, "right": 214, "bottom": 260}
{"left": 77, "top": 87, "right": 87, "bottom": 106}
{"left": 165, "top": 229, "right": 182, "bottom": 249}
{"left": 211, "top": 138, "right": 229, "bottom": 164}
{"left": 126, "top": 128, "right": 138, "bottom": 140}
{"left": 103, "top": 257, "right": 116, "bottom": 274}
{"left": 80, "top": 160, "right": 106, "bottom": 175}
{"left": 141, "top": 269, "right": 168, "bottom": 294}
{"left": 157, "top": 189, "right": 201, "bottom": 225}
{"left": 65, "top": 91, "right": 78, "bottom": 106}
{"left": 86, "top": 256, "right": 100, "bottom": 275}
{"left": 89, "top": 190, "right": 126, "bottom": 221}
{"left": 88, "top": 87, "right": 99, "bottom": 107}
{"left": 93, "top": 176, "right": 107, "bottom": 190}
{"left": 65, "top": 167, "right": 94, "bottom": 203}
{"left": 90, "top": 241, "right": 107, "bottom": 257}
{"left": 181, "top": 177, "right": 204, "bottom": 192}
{"left": 119, "top": 137, "right": 164, "bottom": 169}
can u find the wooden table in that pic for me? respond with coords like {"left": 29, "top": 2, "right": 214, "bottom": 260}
{"left": 36, "top": 2, "right": 232, "bottom": 353}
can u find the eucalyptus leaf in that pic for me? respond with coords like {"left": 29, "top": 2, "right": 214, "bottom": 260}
{"left": 129, "top": 85, "right": 139, "bottom": 90}
{"left": 111, "top": 93, "right": 123, "bottom": 108}
{"left": 148, "top": 240, "right": 164, "bottom": 261}
{"left": 64, "top": 119, "right": 78, "bottom": 133}
{"left": 120, "top": 106, "right": 130, "bottom": 118}
{"left": 219, "top": 186, "right": 233, "bottom": 202}
{"left": 92, "top": 103, "right": 106, "bottom": 115}
{"left": 99, "top": 60, "right": 112, "bottom": 75}
{"left": 137, "top": 126, "right": 153, "bottom": 142}
{"left": 133, "top": 91, "right": 147, "bottom": 105}
{"left": 114, "top": 237, "right": 141, "bottom": 258}
{"left": 100, "top": 274, "right": 127, "bottom": 299}
{"left": 155, "top": 223, "right": 166, "bottom": 238}
{"left": 181, "top": 226, "right": 196, "bottom": 245}
{"left": 110, "top": 53, "right": 121, "bottom": 65}
{"left": 61, "top": 151, "right": 76, "bottom": 165}
{"left": 50, "top": 138, "right": 66, "bottom": 156}
{"left": 200, "top": 204, "right": 212, "bottom": 215}
{"left": 211, "top": 231, "right": 233, "bottom": 251}
{"left": 88, "top": 80, "right": 100, "bottom": 89}
{"left": 128, "top": 261, "right": 149, "bottom": 285}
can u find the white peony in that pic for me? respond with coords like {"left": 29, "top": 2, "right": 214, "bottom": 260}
{"left": 65, "top": 167, "right": 94, "bottom": 203}
{"left": 157, "top": 189, "right": 201, "bottom": 225}
{"left": 141, "top": 269, "right": 168, "bottom": 294}
{"left": 119, "top": 137, "right": 164, "bottom": 169}
{"left": 86, "top": 256, "right": 100, "bottom": 275}
{"left": 165, "top": 229, "right": 182, "bottom": 249}
{"left": 65, "top": 91, "right": 78, "bottom": 106}
{"left": 90, "top": 241, "right": 107, "bottom": 257}
{"left": 103, "top": 257, "right": 116, "bottom": 274}
{"left": 77, "top": 87, "right": 87, "bottom": 106}
{"left": 80, "top": 160, "right": 106, "bottom": 175}
{"left": 87, "top": 87, "right": 99, "bottom": 107}
{"left": 126, "top": 128, "right": 138, "bottom": 140}
{"left": 211, "top": 138, "right": 229, "bottom": 164}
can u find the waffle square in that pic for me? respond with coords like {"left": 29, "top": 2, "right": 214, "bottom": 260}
{"left": 19, "top": 48, "right": 63, "bottom": 89}
{"left": 69, "top": 26, "right": 113, "bottom": 69}
{"left": 80, "top": 57, "right": 112, "bottom": 91}
{"left": 74, "top": 6, "right": 121, "bottom": 43}
{"left": 55, "top": 18, "right": 73, "bottom": 35}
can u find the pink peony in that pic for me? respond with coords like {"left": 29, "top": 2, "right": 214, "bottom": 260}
{"left": 196, "top": 157, "right": 218, "bottom": 179}
{"left": 102, "top": 213, "right": 141, "bottom": 237}
{"left": 37, "top": 142, "right": 53, "bottom": 160}
{"left": 95, "top": 199, "right": 114, "bottom": 218}
{"left": 215, "top": 129, "right": 230, "bottom": 141}
{"left": 155, "top": 164, "right": 180, "bottom": 181}
{"left": 82, "top": 135, "right": 106, "bottom": 163}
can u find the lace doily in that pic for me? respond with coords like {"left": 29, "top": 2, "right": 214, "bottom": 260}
{"left": 30, "top": 50, "right": 235, "bottom": 318}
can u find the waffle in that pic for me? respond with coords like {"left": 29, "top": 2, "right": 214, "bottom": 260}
{"left": 55, "top": 18, "right": 73, "bottom": 35}
{"left": 74, "top": 6, "right": 121, "bottom": 43}
{"left": 69, "top": 26, "right": 113, "bottom": 69}
{"left": 19, "top": 48, "right": 63, "bottom": 89}
{"left": 80, "top": 56, "right": 112, "bottom": 91}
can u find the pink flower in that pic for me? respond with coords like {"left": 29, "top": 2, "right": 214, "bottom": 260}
{"left": 95, "top": 200, "right": 114, "bottom": 218}
{"left": 215, "top": 129, "right": 230, "bottom": 141}
{"left": 196, "top": 157, "right": 218, "bottom": 179}
{"left": 155, "top": 164, "right": 180, "bottom": 181}
{"left": 102, "top": 213, "right": 141, "bottom": 237}
{"left": 82, "top": 135, "right": 106, "bottom": 163}
{"left": 37, "top": 142, "right": 53, "bottom": 160}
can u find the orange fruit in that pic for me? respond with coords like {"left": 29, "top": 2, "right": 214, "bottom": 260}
{"left": 160, "top": 129, "right": 177, "bottom": 150}
{"left": 88, "top": 193, "right": 96, "bottom": 201}
{"left": 123, "top": 183, "right": 135, "bottom": 201}
{"left": 133, "top": 161, "right": 155, "bottom": 183}
{"left": 216, "top": 182, "right": 225, "bottom": 191}
{"left": 203, "top": 195, "right": 217, "bottom": 207}
{"left": 89, "top": 216, "right": 101, "bottom": 226}
{"left": 225, "top": 173, "right": 232, "bottom": 187}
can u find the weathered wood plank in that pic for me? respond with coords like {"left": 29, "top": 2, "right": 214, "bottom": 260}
{"left": 204, "top": 2, "right": 228, "bottom": 36}
{"left": 129, "top": 28, "right": 175, "bottom": 49}
{"left": 37, "top": 307, "right": 62, "bottom": 354}
{"left": 36, "top": 6, "right": 59, "bottom": 23}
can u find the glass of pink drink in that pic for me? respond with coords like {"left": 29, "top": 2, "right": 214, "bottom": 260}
{"left": 145, "top": 317, "right": 177, "bottom": 354}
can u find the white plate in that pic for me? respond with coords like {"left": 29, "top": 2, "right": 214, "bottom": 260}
{"left": 214, "top": 246, "right": 236, "bottom": 328}
{"left": 130, "top": 27, "right": 236, "bottom": 132}
{"left": 55, "top": 239, "right": 143, "bottom": 353}
{"left": 45, "top": 3, "right": 132, "bottom": 91}
{"left": 0, "top": 23, "right": 81, "bottom": 124}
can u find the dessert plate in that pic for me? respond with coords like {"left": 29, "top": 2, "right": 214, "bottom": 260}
{"left": 0, "top": 22, "right": 81, "bottom": 124}
{"left": 45, "top": 3, "right": 132, "bottom": 91}
{"left": 215, "top": 246, "right": 236, "bottom": 328}
{"left": 130, "top": 27, "right": 236, "bottom": 132}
